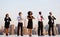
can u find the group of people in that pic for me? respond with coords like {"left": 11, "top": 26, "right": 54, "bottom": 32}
{"left": 4, "top": 11, "right": 56, "bottom": 36}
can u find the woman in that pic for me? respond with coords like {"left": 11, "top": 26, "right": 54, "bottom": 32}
{"left": 4, "top": 14, "right": 11, "bottom": 36}
{"left": 27, "top": 11, "right": 35, "bottom": 36}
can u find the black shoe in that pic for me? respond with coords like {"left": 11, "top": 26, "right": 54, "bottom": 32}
{"left": 29, "top": 35, "right": 32, "bottom": 36}
{"left": 17, "top": 34, "right": 19, "bottom": 36}
{"left": 6, "top": 34, "right": 8, "bottom": 36}
{"left": 48, "top": 35, "right": 51, "bottom": 36}
{"left": 52, "top": 34, "right": 55, "bottom": 36}
{"left": 21, "top": 35, "right": 23, "bottom": 36}
{"left": 38, "top": 35, "right": 41, "bottom": 36}
{"left": 41, "top": 34, "right": 44, "bottom": 36}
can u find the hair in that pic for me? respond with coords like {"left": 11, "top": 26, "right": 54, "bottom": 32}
{"left": 39, "top": 11, "right": 41, "bottom": 15}
{"left": 5, "top": 13, "right": 9, "bottom": 17}
{"left": 49, "top": 12, "right": 52, "bottom": 15}
{"left": 19, "top": 12, "right": 22, "bottom": 15}
{"left": 28, "top": 11, "right": 33, "bottom": 16}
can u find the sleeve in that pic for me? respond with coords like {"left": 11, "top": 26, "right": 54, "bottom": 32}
{"left": 32, "top": 16, "right": 35, "bottom": 19}
{"left": 27, "top": 16, "right": 29, "bottom": 19}
{"left": 48, "top": 16, "right": 51, "bottom": 21}
{"left": 9, "top": 17, "right": 11, "bottom": 21}
{"left": 53, "top": 16, "right": 56, "bottom": 20}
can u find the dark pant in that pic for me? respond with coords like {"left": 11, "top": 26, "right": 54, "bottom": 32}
{"left": 38, "top": 21, "right": 43, "bottom": 35}
{"left": 17, "top": 22, "right": 23, "bottom": 36}
{"left": 48, "top": 23, "right": 55, "bottom": 35}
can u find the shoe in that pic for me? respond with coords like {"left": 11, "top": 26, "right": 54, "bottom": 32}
{"left": 21, "top": 35, "right": 23, "bottom": 36}
{"left": 6, "top": 34, "right": 8, "bottom": 36}
{"left": 49, "top": 35, "right": 51, "bottom": 36}
{"left": 41, "top": 34, "right": 44, "bottom": 36}
{"left": 52, "top": 34, "right": 55, "bottom": 36}
{"left": 38, "top": 35, "right": 41, "bottom": 36}
{"left": 29, "top": 35, "right": 32, "bottom": 36}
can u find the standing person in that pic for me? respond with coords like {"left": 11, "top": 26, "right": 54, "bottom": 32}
{"left": 38, "top": 12, "right": 44, "bottom": 36}
{"left": 4, "top": 13, "right": 11, "bottom": 36}
{"left": 17, "top": 12, "right": 24, "bottom": 36}
{"left": 48, "top": 12, "right": 56, "bottom": 36}
{"left": 27, "top": 11, "right": 35, "bottom": 36}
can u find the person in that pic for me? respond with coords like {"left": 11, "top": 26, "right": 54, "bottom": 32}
{"left": 4, "top": 13, "right": 11, "bottom": 36}
{"left": 17, "top": 12, "right": 24, "bottom": 36}
{"left": 48, "top": 12, "right": 56, "bottom": 36}
{"left": 38, "top": 11, "right": 44, "bottom": 36}
{"left": 27, "top": 11, "right": 35, "bottom": 36}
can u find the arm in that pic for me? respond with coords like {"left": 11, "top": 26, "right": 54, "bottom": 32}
{"left": 48, "top": 16, "right": 51, "bottom": 21}
{"left": 9, "top": 17, "right": 11, "bottom": 21}
{"left": 41, "top": 16, "right": 44, "bottom": 20}
{"left": 53, "top": 16, "right": 56, "bottom": 20}
{"left": 32, "top": 16, "right": 35, "bottom": 19}
{"left": 27, "top": 16, "right": 31, "bottom": 19}
{"left": 4, "top": 18, "right": 6, "bottom": 21}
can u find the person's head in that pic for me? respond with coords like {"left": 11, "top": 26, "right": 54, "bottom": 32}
{"left": 19, "top": 12, "right": 22, "bottom": 16}
{"left": 39, "top": 11, "right": 41, "bottom": 15}
{"left": 28, "top": 11, "right": 33, "bottom": 16}
{"left": 5, "top": 13, "right": 9, "bottom": 17}
{"left": 49, "top": 12, "right": 52, "bottom": 15}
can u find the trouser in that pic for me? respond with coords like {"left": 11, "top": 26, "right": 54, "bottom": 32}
{"left": 17, "top": 22, "right": 23, "bottom": 35}
{"left": 48, "top": 23, "right": 55, "bottom": 35}
{"left": 38, "top": 21, "right": 43, "bottom": 35}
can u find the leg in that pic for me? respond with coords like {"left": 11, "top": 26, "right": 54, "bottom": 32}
{"left": 52, "top": 24, "right": 55, "bottom": 35}
{"left": 48, "top": 25, "right": 51, "bottom": 36}
{"left": 38, "top": 21, "right": 40, "bottom": 36}
{"left": 17, "top": 23, "right": 20, "bottom": 36}
{"left": 28, "top": 29, "right": 30, "bottom": 36}
{"left": 30, "top": 29, "right": 32, "bottom": 36}
{"left": 21, "top": 23, "right": 23, "bottom": 36}
{"left": 41, "top": 22, "right": 43, "bottom": 35}
{"left": 6, "top": 28, "right": 9, "bottom": 36}
{"left": 38, "top": 28, "right": 40, "bottom": 36}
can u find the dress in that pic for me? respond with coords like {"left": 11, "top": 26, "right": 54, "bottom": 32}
{"left": 27, "top": 16, "right": 33, "bottom": 29}
{"left": 4, "top": 17, "right": 11, "bottom": 28}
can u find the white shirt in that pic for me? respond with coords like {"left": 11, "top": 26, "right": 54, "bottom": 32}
{"left": 38, "top": 15, "right": 43, "bottom": 22}
{"left": 17, "top": 15, "right": 24, "bottom": 23}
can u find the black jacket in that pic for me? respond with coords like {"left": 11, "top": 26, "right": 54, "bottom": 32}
{"left": 48, "top": 15, "right": 56, "bottom": 24}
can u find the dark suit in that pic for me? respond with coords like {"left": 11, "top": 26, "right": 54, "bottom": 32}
{"left": 38, "top": 16, "right": 44, "bottom": 36}
{"left": 17, "top": 22, "right": 23, "bottom": 36}
{"left": 38, "top": 21, "right": 43, "bottom": 35}
{"left": 48, "top": 15, "right": 56, "bottom": 35}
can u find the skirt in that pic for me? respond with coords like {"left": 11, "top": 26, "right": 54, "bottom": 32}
{"left": 5, "top": 22, "right": 10, "bottom": 28}
{"left": 27, "top": 21, "right": 33, "bottom": 29}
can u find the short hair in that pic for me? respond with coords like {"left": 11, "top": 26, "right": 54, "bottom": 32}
{"left": 6, "top": 13, "right": 9, "bottom": 17}
{"left": 39, "top": 11, "right": 41, "bottom": 15}
{"left": 28, "top": 11, "right": 33, "bottom": 15}
{"left": 19, "top": 12, "right": 22, "bottom": 15}
{"left": 49, "top": 12, "right": 52, "bottom": 14}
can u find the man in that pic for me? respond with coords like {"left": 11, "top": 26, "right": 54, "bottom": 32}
{"left": 38, "top": 11, "right": 44, "bottom": 36}
{"left": 17, "top": 12, "right": 24, "bottom": 36}
{"left": 48, "top": 12, "right": 56, "bottom": 36}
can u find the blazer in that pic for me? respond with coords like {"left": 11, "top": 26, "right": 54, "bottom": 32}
{"left": 4, "top": 17, "right": 11, "bottom": 24}
{"left": 48, "top": 15, "right": 56, "bottom": 24}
